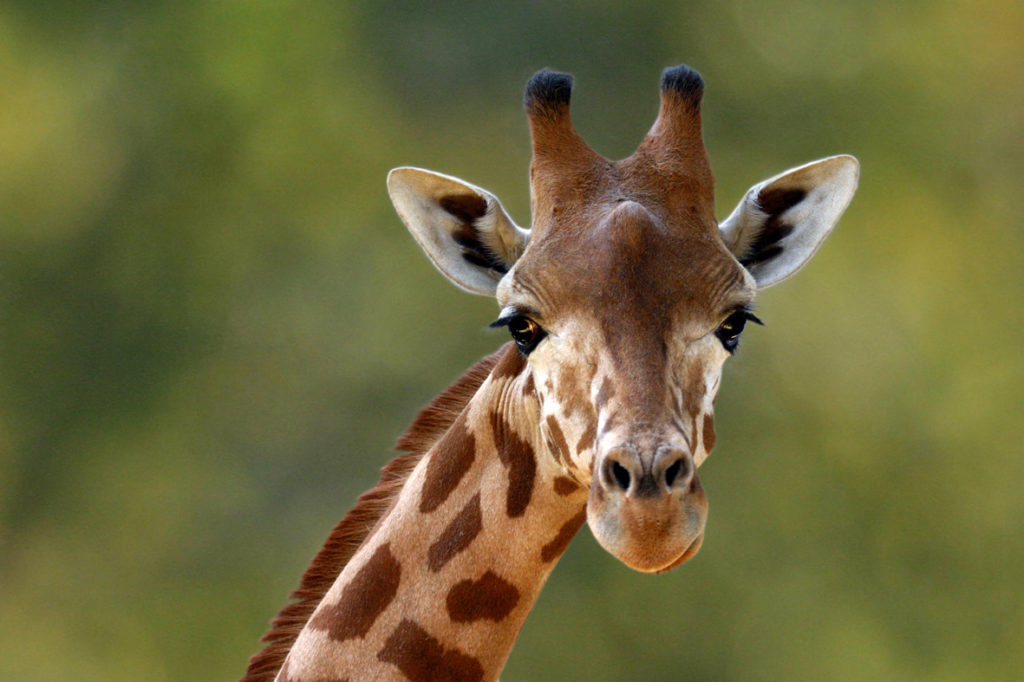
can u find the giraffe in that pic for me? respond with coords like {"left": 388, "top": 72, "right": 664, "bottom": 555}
{"left": 241, "top": 65, "right": 859, "bottom": 682}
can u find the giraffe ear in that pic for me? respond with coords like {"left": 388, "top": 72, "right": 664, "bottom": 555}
{"left": 719, "top": 155, "right": 859, "bottom": 289}
{"left": 387, "top": 167, "right": 529, "bottom": 296}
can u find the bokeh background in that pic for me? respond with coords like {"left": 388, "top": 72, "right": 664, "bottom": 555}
{"left": 2, "top": 1, "right": 1022, "bottom": 680}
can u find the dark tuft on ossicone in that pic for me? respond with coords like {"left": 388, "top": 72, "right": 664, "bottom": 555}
{"left": 661, "top": 64, "right": 704, "bottom": 108}
{"left": 524, "top": 69, "right": 573, "bottom": 116}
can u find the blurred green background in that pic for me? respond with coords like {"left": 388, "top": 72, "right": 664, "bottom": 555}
{"left": 1, "top": 1, "right": 1021, "bottom": 680}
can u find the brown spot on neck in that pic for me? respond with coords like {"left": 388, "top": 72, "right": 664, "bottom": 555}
{"left": 377, "top": 620, "right": 484, "bottom": 682}
{"left": 540, "top": 507, "right": 587, "bottom": 562}
{"left": 427, "top": 493, "right": 484, "bottom": 572}
{"left": 490, "top": 412, "right": 537, "bottom": 518}
{"left": 446, "top": 571, "right": 521, "bottom": 623}
{"left": 308, "top": 543, "right": 401, "bottom": 642}
{"left": 420, "top": 412, "right": 476, "bottom": 513}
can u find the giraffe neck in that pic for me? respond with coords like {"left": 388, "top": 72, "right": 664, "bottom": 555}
{"left": 277, "top": 345, "right": 588, "bottom": 682}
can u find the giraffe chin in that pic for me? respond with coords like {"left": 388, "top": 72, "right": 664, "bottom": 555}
{"left": 586, "top": 484, "right": 709, "bottom": 574}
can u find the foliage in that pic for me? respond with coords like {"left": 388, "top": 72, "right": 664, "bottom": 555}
{"left": 1, "top": 1, "right": 1021, "bottom": 679}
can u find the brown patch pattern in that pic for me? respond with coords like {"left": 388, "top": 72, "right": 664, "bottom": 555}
{"left": 553, "top": 476, "right": 581, "bottom": 496}
{"left": 683, "top": 361, "right": 707, "bottom": 418}
{"left": 446, "top": 570, "right": 521, "bottom": 623}
{"left": 489, "top": 411, "right": 537, "bottom": 518}
{"left": 377, "top": 619, "right": 484, "bottom": 682}
{"left": 308, "top": 543, "right": 401, "bottom": 642}
{"left": 540, "top": 508, "right": 587, "bottom": 562}
{"left": 551, "top": 364, "right": 591, "bottom": 420}
{"left": 575, "top": 422, "right": 596, "bottom": 455}
{"left": 702, "top": 413, "right": 716, "bottom": 453}
{"left": 420, "top": 413, "right": 476, "bottom": 513}
{"left": 544, "top": 415, "right": 571, "bottom": 464}
{"left": 427, "top": 493, "right": 483, "bottom": 572}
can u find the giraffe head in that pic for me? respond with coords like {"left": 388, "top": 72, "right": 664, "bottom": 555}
{"left": 387, "top": 66, "right": 858, "bottom": 573}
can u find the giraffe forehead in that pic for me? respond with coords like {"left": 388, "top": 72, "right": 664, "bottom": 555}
{"left": 511, "top": 201, "right": 750, "bottom": 330}
{"left": 529, "top": 149, "right": 716, "bottom": 238}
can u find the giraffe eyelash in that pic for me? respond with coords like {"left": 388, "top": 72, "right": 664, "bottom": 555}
{"left": 716, "top": 305, "right": 764, "bottom": 354}
{"left": 490, "top": 309, "right": 548, "bottom": 355}
{"left": 740, "top": 305, "right": 764, "bottom": 327}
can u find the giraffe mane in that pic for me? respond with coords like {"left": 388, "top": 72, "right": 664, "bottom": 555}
{"left": 240, "top": 347, "right": 505, "bottom": 682}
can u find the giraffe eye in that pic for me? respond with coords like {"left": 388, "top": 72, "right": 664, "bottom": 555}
{"left": 506, "top": 316, "right": 547, "bottom": 354}
{"left": 715, "top": 308, "right": 762, "bottom": 354}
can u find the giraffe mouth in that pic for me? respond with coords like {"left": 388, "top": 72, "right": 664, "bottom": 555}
{"left": 585, "top": 474, "right": 708, "bottom": 573}
{"left": 656, "top": 532, "right": 705, "bottom": 573}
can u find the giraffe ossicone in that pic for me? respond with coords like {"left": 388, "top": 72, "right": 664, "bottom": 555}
{"left": 242, "top": 64, "right": 858, "bottom": 682}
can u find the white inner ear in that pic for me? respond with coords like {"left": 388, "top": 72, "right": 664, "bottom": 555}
{"left": 720, "top": 155, "right": 859, "bottom": 289}
{"left": 387, "top": 167, "right": 529, "bottom": 297}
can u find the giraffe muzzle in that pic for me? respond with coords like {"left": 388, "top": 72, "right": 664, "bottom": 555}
{"left": 588, "top": 442, "right": 708, "bottom": 573}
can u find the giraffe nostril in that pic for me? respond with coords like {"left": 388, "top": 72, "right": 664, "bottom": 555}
{"left": 655, "top": 446, "right": 694, "bottom": 491}
{"left": 610, "top": 461, "right": 632, "bottom": 491}
{"left": 664, "top": 459, "right": 683, "bottom": 487}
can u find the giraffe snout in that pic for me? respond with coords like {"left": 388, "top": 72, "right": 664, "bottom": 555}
{"left": 588, "top": 441, "right": 707, "bottom": 573}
